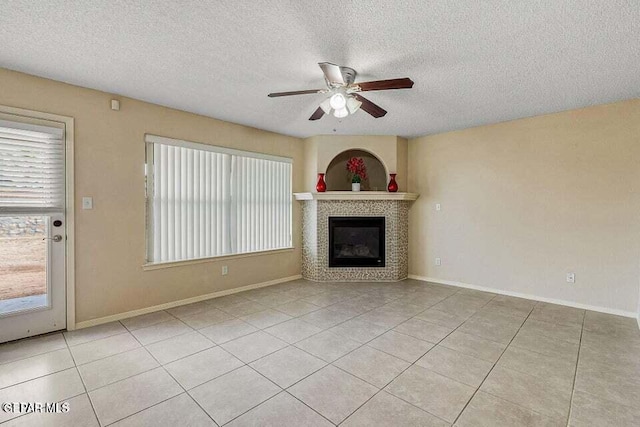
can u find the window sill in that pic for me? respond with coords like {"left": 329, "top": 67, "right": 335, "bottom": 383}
{"left": 142, "top": 247, "right": 295, "bottom": 271}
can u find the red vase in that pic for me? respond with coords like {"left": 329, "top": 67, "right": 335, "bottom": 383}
{"left": 387, "top": 173, "right": 398, "bottom": 192}
{"left": 316, "top": 173, "right": 327, "bottom": 192}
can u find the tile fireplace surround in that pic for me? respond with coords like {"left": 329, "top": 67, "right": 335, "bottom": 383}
{"left": 295, "top": 192, "right": 419, "bottom": 282}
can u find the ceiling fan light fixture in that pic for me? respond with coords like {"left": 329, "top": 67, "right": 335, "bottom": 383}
{"left": 268, "top": 62, "right": 413, "bottom": 121}
{"left": 329, "top": 93, "right": 347, "bottom": 110}
{"left": 346, "top": 96, "right": 362, "bottom": 114}
{"left": 333, "top": 107, "right": 348, "bottom": 118}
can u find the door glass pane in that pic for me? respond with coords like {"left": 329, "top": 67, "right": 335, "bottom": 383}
{"left": 0, "top": 216, "right": 48, "bottom": 316}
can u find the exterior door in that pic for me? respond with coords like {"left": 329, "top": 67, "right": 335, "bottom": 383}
{"left": 0, "top": 113, "right": 67, "bottom": 343}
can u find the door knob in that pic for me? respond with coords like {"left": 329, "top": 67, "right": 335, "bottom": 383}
{"left": 43, "top": 235, "right": 63, "bottom": 242}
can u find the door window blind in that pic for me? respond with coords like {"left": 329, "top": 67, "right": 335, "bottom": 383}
{"left": 146, "top": 135, "right": 292, "bottom": 263}
{"left": 0, "top": 119, "right": 65, "bottom": 213}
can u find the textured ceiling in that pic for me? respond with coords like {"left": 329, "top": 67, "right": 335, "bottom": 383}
{"left": 1, "top": 1, "right": 639, "bottom": 138}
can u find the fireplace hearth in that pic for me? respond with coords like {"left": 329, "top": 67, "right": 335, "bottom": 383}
{"left": 329, "top": 217, "right": 385, "bottom": 267}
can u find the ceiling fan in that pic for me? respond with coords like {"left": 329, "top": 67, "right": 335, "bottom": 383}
{"left": 268, "top": 62, "right": 414, "bottom": 120}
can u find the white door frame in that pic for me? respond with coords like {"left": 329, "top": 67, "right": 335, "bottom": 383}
{"left": 0, "top": 105, "right": 76, "bottom": 331}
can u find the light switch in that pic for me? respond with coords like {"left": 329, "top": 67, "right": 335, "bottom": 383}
{"left": 82, "top": 197, "right": 93, "bottom": 210}
{"left": 436, "top": 203, "right": 441, "bottom": 211}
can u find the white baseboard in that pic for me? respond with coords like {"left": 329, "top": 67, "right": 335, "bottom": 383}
{"left": 408, "top": 275, "right": 637, "bottom": 319}
{"left": 74, "top": 275, "right": 302, "bottom": 330}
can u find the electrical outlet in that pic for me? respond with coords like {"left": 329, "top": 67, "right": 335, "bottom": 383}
{"left": 222, "top": 265, "right": 228, "bottom": 276}
{"left": 435, "top": 257, "right": 441, "bottom": 266}
{"left": 566, "top": 272, "right": 575, "bottom": 283}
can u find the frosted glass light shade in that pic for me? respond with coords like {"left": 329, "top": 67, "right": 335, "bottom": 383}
{"left": 329, "top": 93, "right": 347, "bottom": 110}
{"left": 346, "top": 96, "right": 362, "bottom": 114}
{"left": 333, "top": 107, "right": 348, "bottom": 118}
{"left": 319, "top": 98, "right": 332, "bottom": 114}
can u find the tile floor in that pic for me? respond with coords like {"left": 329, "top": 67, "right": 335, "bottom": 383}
{"left": 0, "top": 279, "right": 639, "bottom": 426}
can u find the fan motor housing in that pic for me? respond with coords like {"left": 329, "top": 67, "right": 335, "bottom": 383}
{"left": 340, "top": 67, "right": 357, "bottom": 85}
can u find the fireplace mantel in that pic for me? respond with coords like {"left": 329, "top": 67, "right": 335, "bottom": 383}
{"left": 294, "top": 191, "right": 419, "bottom": 201}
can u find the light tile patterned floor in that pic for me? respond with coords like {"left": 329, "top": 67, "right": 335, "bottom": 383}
{"left": 0, "top": 279, "right": 639, "bottom": 426}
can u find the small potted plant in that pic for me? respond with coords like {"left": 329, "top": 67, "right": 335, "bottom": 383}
{"left": 346, "top": 157, "right": 367, "bottom": 191}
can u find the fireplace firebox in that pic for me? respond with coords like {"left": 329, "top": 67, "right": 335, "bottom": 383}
{"left": 329, "top": 217, "right": 385, "bottom": 267}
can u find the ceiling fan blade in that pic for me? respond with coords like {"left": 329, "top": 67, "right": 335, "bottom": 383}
{"left": 352, "top": 94, "right": 387, "bottom": 118}
{"left": 356, "top": 78, "right": 414, "bottom": 92}
{"left": 268, "top": 89, "right": 322, "bottom": 97}
{"left": 309, "top": 107, "right": 325, "bottom": 121}
{"left": 318, "top": 62, "right": 345, "bottom": 86}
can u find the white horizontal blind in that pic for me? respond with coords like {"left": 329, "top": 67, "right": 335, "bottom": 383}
{"left": 0, "top": 121, "right": 65, "bottom": 213}
{"left": 150, "top": 143, "right": 232, "bottom": 263}
{"left": 147, "top": 135, "right": 292, "bottom": 264}
{"left": 231, "top": 156, "right": 292, "bottom": 254}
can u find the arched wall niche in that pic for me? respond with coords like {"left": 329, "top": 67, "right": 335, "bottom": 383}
{"left": 303, "top": 135, "right": 407, "bottom": 192}
{"left": 325, "top": 149, "right": 388, "bottom": 191}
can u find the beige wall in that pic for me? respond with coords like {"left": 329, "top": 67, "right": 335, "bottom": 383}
{"left": 303, "top": 136, "right": 319, "bottom": 192}
{"left": 3, "top": 66, "right": 637, "bottom": 321}
{"left": 408, "top": 99, "right": 640, "bottom": 314}
{"left": 0, "top": 68, "right": 304, "bottom": 323}
{"left": 396, "top": 137, "right": 408, "bottom": 192}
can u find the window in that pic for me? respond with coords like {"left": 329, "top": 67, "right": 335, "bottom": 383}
{"left": 0, "top": 117, "right": 65, "bottom": 212}
{"left": 145, "top": 135, "right": 292, "bottom": 264}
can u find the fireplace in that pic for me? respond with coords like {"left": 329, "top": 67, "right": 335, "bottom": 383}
{"left": 296, "top": 193, "right": 417, "bottom": 281}
{"left": 329, "top": 217, "right": 385, "bottom": 267}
